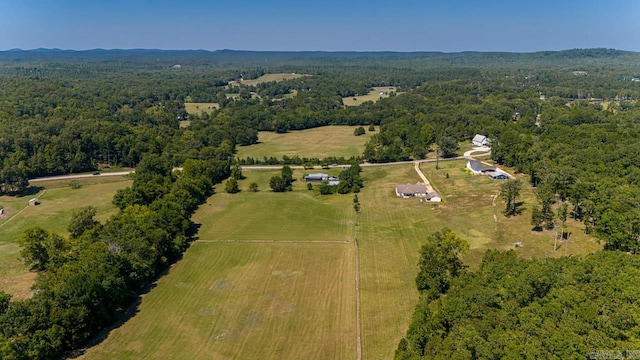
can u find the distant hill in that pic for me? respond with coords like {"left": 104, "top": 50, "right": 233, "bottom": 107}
{"left": 0, "top": 48, "right": 638, "bottom": 70}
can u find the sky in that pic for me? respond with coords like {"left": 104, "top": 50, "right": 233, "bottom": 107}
{"left": 0, "top": 0, "right": 639, "bottom": 52}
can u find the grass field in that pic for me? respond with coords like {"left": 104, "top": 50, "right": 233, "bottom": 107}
{"left": 357, "top": 160, "right": 601, "bottom": 359}
{"left": 236, "top": 126, "right": 375, "bottom": 160}
{"left": 80, "top": 161, "right": 602, "bottom": 359}
{"left": 0, "top": 177, "right": 131, "bottom": 298}
{"left": 240, "top": 73, "right": 308, "bottom": 86}
{"left": 343, "top": 86, "right": 402, "bottom": 107}
{"left": 80, "top": 170, "right": 356, "bottom": 360}
{"left": 184, "top": 102, "right": 219, "bottom": 116}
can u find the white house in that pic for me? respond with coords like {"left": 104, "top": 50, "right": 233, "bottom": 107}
{"left": 472, "top": 134, "right": 490, "bottom": 147}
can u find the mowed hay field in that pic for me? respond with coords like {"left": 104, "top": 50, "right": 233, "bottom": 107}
{"left": 236, "top": 126, "right": 375, "bottom": 160}
{"left": 80, "top": 242, "right": 356, "bottom": 360}
{"left": 80, "top": 169, "right": 357, "bottom": 360}
{"left": 343, "top": 86, "right": 401, "bottom": 107}
{"left": 0, "top": 177, "right": 131, "bottom": 298}
{"left": 240, "top": 73, "right": 308, "bottom": 86}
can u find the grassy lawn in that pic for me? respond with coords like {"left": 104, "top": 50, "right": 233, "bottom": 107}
{"left": 343, "top": 86, "right": 402, "bottom": 107}
{"left": 240, "top": 73, "right": 309, "bottom": 86}
{"left": 236, "top": 126, "right": 375, "bottom": 160}
{"left": 0, "top": 177, "right": 131, "bottom": 298}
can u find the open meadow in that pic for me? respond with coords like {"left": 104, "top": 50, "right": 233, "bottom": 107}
{"left": 183, "top": 102, "right": 219, "bottom": 116}
{"left": 236, "top": 125, "right": 375, "bottom": 160}
{"left": 80, "top": 160, "right": 602, "bottom": 359}
{"left": 342, "top": 86, "right": 402, "bottom": 107}
{"left": 240, "top": 73, "right": 308, "bottom": 86}
{"left": 0, "top": 176, "right": 131, "bottom": 298}
{"left": 80, "top": 170, "right": 357, "bottom": 360}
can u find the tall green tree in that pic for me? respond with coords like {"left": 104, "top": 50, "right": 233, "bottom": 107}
{"left": 67, "top": 206, "right": 99, "bottom": 240}
{"left": 499, "top": 178, "right": 522, "bottom": 217}
{"left": 415, "top": 228, "right": 469, "bottom": 300}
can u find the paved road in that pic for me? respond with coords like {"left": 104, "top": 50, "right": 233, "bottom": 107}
{"left": 240, "top": 150, "right": 492, "bottom": 171}
{"left": 29, "top": 171, "right": 134, "bottom": 183}
{"left": 27, "top": 149, "right": 493, "bottom": 182}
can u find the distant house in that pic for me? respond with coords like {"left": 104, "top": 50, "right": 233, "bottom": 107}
{"left": 304, "top": 173, "right": 329, "bottom": 181}
{"left": 573, "top": 70, "right": 587, "bottom": 76}
{"left": 472, "top": 134, "right": 490, "bottom": 147}
{"left": 467, "top": 160, "right": 496, "bottom": 175}
{"left": 426, "top": 192, "right": 442, "bottom": 202}
{"left": 28, "top": 198, "right": 40, "bottom": 206}
{"left": 488, "top": 171, "right": 509, "bottom": 180}
{"left": 396, "top": 183, "right": 427, "bottom": 198}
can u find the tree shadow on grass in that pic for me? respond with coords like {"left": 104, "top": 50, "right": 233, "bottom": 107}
{"left": 7, "top": 186, "right": 44, "bottom": 198}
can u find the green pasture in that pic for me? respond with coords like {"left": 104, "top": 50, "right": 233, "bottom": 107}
{"left": 80, "top": 241, "right": 356, "bottom": 359}
{"left": 241, "top": 73, "right": 308, "bottom": 86}
{"left": 196, "top": 170, "right": 354, "bottom": 242}
{"left": 343, "top": 86, "right": 402, "bottom": 107}
{"left": 0, "top": 177, "right": 131, "bottom": 298}
{"left": 183, "top": 102, "right": 219, "bottom": 116}
{"left": 236, "top": 126, "right": 374, "bottom": 160}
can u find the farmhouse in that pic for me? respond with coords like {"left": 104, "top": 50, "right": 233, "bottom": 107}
{"left": 467, "top": 160, "right": 496, "bottom": 175}
{"left": 488, "top": 171, "right": 509, "bottom": 180}
{"left": 304, "top": 173, "right": 329, "bottom": 181}
{"left": 472, "top": 134, "right": 490, "bottom": 147}
{"left": 395, "top": 183, "right": 427, "bottom": 198}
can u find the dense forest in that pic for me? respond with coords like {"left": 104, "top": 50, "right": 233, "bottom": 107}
{"left": 1, "top": 49, "right": 640, "bottom": 358}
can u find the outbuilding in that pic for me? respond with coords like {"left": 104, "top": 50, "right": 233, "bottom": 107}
{"left": 304, "top": 173, "right": 329, "bottom": 181}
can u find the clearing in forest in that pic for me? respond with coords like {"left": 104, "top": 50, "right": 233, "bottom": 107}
{"left": 240, "top": 73, "right": 309, "bottom": 86}
{"left": 0, "top": 177, "right": 131, "bottom": 298}
{"left": 343, "top": 86, "right": 402, "bottom": 107}
{"left": 183, "top": 102, "right": 219, "bottom": 116}
{"left": 236, "top": 125, "right": 374, "bottom": 161}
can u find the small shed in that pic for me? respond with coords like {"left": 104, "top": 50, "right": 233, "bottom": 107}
{"left": 426, "top": 192, "right": 442, "bottom": 202}
{"left": 304, "top": 173, "right": 329, "bottom": 182}
{"left": 28, "top": 198, "right": 40, "bottom": 206}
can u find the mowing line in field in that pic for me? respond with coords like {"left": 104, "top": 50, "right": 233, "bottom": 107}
{"left": 354, "top": 212, "right": 362, "bottom": 360}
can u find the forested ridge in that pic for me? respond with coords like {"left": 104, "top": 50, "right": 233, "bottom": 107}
{"left": 1, "top": 49, "right": 640, "bottom": 358}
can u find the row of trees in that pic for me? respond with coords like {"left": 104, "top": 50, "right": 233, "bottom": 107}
{"left": 0, "top": 154, "right": 230, "bottom": 359}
